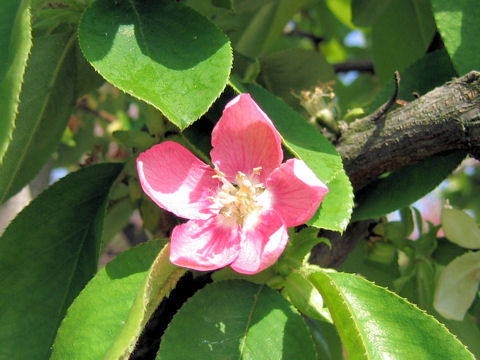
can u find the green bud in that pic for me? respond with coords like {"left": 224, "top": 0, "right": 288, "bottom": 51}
{"left": 367, "top": 241, "right": 396, "bottom": 264}
{"left": 128, "top": 178, "right": 143, "bottom": 203}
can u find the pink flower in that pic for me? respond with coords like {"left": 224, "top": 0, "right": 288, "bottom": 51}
{"left": 136, "top": 94, "right": 328, "bottom": 274}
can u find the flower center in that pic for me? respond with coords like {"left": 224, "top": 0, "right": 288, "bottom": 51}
{"left": 212, "top": 167, "right": 267, "bottom": 227}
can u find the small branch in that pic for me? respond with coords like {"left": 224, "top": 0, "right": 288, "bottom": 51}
{"left": 333, "top": 60, "right": 375, "bottom": 74}
{"left": 360, "top": 71, "right": 400, "bottom": 123}
{"left": 285, "top": 29, "right": 324, "bottom": 47}
{"left": 77, "top": 97, "right": 117, "bottom": 123}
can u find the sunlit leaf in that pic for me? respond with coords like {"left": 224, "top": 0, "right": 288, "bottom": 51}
{"left": 434, "top": 252, "right": 480, "bottom": 321}
{"left": 308, "top": 170, "right": 354, "bottom": 232}
{"left": 442, "top": 207, "right": 480, "bottom": 249}
{"left": 79, "top": 0, "right": 232, "bottom": 129}
{"left": 51, "top": 242, "right": 185, "bottom": 360}
{"left": 432, "top": 0, "right": 480, "bottom": 75}
{"left": 156, "top": 280, "right": 317, "bottom": 359}
{"left": 310, "top": 269, "right": 475, "bottom": 360}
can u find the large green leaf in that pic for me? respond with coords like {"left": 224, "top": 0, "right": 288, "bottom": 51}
{"left": 352, "top": 151, "right": 466, "bottom": 221}
{"left": 0, "top": 163, "right": 122, "bottom": 360}
{"left": 156, "top": 280, "right": 317, "bottom": 359}
{"left": 0, "top": 0, "right": 32, "bottom": 164}
{"left": 51, "top": 241, "right": 186, "bottom": 359}
{"left": 230, "top": 80, "right": 353, "bottom": 231}
{"left": 310, "top": 269, "right": 475, "bottom": 360}
{"left": 78, "top": 0, "right": 232, "bottom": 130}
{"left": 432, "top": 0, "right": 480, "bottom": 75}
{"left": 0, "top": 31, "right": 77, "bottom": 203}
{"left": 372, "top": 0, "right": 436, "bottom": 82}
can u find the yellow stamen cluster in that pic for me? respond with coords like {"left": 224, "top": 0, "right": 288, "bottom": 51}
{"left": 211, "top": 167, "right": 266, "bottom": 227}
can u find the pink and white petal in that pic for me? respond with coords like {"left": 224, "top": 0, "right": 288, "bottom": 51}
{"left": 211, "top": 94, "right": 283, "bottom": 183}
{"left": 230, "top": 210, "right": 288, "bottom": 275}
{"left": 170, "top": 216, "right": 242, "bottom": 271}
{"left": 137, "top": 141, "right": 220, "bottom": 220}
{"left": 266, "top": 158, "right": 328, "bottom": 227}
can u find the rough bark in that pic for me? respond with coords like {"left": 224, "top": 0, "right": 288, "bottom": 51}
{"left": 311, "top": 71, "right": 480, "bottom": 267}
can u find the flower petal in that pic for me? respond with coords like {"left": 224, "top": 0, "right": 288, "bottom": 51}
{"left": 137, "top": 141, "right": 220, "bottom": 220}
{"left": 230, "top": 210, "right": 288, "bottom": 274}
{"left": 211, "top": 93, "right": 283, "bottom": 183}
{"left": 170, "top": 216, "right": 241, "bottom": 271}
{"left": 266, "top": 158, "right": 328, "bottom": 227}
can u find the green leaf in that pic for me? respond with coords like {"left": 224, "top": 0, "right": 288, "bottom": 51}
{"left": 0, "top": 0, "right": 32, "bottom": 164}
{"left": 434, "top": 252, "right": 480, "bottom": 321}
{"left": 440, "top": 316, "right": 480, "bottom": 359}
{"left": 285, "top": 272, "right": 330, "bottom": 321}
{"left": 310, "top": 270, "right": 475, "bottom": 360}
{"left": 102, "top": 198, "right": 135, "bottom": 246}
{"left": 0, "top": 31, "right": 77, "bottom": 203}
{"left": 284, "top": 227, "right": 331, "bottom": 264}
{"left": 55, "top": 113, "right": 96, "bottom": 168}
{"left": 308, "top": 170, "right": 354, "bottom": 232}
{"left": 352, "top": 151, "right": 466, "bottom": 221}
{"left": 441, "top": 207, "right": 480, "bottom": 249}
{"left": 372, "top": 0, "right": 436, "bottom": 82}
{"left": 113, "top": 130, "right": 158, "bottom": 151}
{"left": 51, "top": 241, "right": 186, "bottom": 359}
{"left": 432, "top": 0, "right": 480, "bottom": 75}
{"left": 305, "top": 318, "right": 343, "bottom": 360}
{"left": 351, "top": 0, "right": 391, "bottom": 27}
{"left": 339, "top": 241, "right": 401, "bottom": 289}
{"left": 74, "top": 41, "right": 105, "bottom": 97}
{"left": 234, "top": 0, "right": 309, "bottom": 58}
{"left": 336, "top": 74, "right": 381, "bottom": 116}
{"left": 325, "top": 0, "right": 355, "bottom": 29}
{"left": 156, "top": 280, "right": 317, "bottom": 359}
{"left": 230, "top": 80, "right": 353, "bottom": 231}
{"left": 259, "top": 48, "right": 335, "bottom": 107}
{"left": 0, "top": 163, "right": 122, "bottom": 360}
{"left": 78, "top": 0, "right": 232, "bottom": 130}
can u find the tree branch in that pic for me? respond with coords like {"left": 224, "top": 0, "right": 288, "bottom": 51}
{"left": 311, "top": 71, "right": 480, "bottom": 267}
{"left": 342, "top": 71, "right": 480, "bottom": 191}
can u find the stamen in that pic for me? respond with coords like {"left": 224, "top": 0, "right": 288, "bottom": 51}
{"left": 212, "top": 168, "right": 266, "bottom": 227}
{"left": 253, "top": 166, "right": 262, "bottom": 175}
